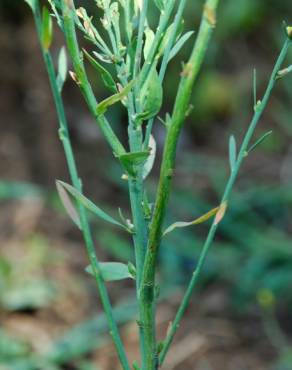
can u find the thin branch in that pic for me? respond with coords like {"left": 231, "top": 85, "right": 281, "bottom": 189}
{"left": 159, "top": 36, "right": 291, "bottom": 366}
{"left": 31, "top": 2, "right": 131, "bottom": 369}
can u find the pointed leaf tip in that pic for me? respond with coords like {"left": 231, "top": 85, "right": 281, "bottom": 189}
{"left": 86, "top": 262, "right": 134, "bottom": 281}
{"left": 56, "top": 180, "right": 81, "bottom": 228}
{"left": 214, "top": 201, "right": 228, "bottom": 225}
{"left": 167, "top": 31, "right": 195, "bottom": 63}
{"left": 24, "top": 0, "right": 37, "bottom": 12}
{"left": 247, "top": 131, "right": 273, "bottom": 155}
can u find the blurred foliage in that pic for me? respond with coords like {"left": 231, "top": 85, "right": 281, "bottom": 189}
{"left": 0, "top": 234, "right": 56, "bottom": 311}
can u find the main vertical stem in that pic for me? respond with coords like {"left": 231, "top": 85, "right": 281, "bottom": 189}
{"left": 140, "top": 1, "right": 220, "bottom": 369}
{"left": 31, "top": 3, "right": 130, "bottom": 370}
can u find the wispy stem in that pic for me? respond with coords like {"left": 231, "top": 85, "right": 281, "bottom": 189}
{"left": 159, "top": 36, "right": 291, "bottom": 366}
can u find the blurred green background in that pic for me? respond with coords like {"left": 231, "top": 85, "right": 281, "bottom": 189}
{"left": 0, "top": 0, "right": 292, "bottom": 369}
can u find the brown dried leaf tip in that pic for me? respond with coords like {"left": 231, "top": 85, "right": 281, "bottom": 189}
{"left": 69, "top": 71, "right": 80, "bottom": 85}
{"left": 214, "top": 201, "right": 228, "bottom": 225}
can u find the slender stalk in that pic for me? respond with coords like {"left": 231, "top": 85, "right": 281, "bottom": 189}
{"left": 139, "top": 1, "right": 220, "bottom": 369}
{"left": 31, "top": 3, "right": 130, "bottom": 370}
{"left": 159, "top": 37, "right": 291, "bottom": 366}
{"left": 61, "top": 0, "right": 126, "bottom": 158}
{"left": 112, "top": 9, "right": 149, "bottom": 367}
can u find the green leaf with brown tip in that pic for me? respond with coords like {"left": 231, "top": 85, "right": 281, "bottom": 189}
{"left": 163, "top": 205, "right": 220, "bottom": 237}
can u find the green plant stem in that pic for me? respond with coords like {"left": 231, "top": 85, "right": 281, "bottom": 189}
{"left": 144, "top": 0, "right": 188, "bottom": 148}
{"left": 114, "top": 27, "right": 149, "bottom": 370}
{"left": 31, "top": 3, "right": 131, "bottom": 370}
{"left": 137, "top": 0, "right": 176, "bottom": 95}
{"left": 126, "top": 86, "right": 148, "bottom": 370}
{"left": 61, "top": 0, "right": 126, "bottom": 158}
{"left": 159, "top": 37, "right": 291, "bottom": 366}
{"left": 139, "top": 1, "right": 219, "bottom": 369}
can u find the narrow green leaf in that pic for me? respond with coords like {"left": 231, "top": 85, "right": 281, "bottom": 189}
{"left": 85, "top": 262, "right": 134, "bottom": 281}
{"left": 247, "top": 131, "right": 273, "bottom": 155}
{"left": 158, "top": 20, "right": 184, "bottom": 58}
{"left": 56, "top": 181, "right": 81, "bottom": 228}
{"left": 138, "top": 66, "right": 163, "bottom": 123}
{"left": 143, "top": 135, "right": 156, "bottom": 179}
{"left": 41, "top": 6, "right": 53, "bottom": 50}
{"left": 119, "top": 151, "right": 150, "bottom": 176}
{"left": 57, "top": 47, "right": 67, "bottom": 92}
{"left": 24, "top": 0, "right": 37, "bottom": 12}
{"left": 83, "top": 49, "right": 117, "bottom": 93}
{"left": 167, "top": 31, "right": 194, "bottom": 63}
{"left": 56, "top": 181, "right": 127, "bottom": 230}
{"left": 96, "top": 80, "right": 135, "bottom": 115}
{"left": 158, "top": 23, "right": 175, "bottom": 57}
{"left": 143, "top": 28, "right": 155, "bottom": 60}
{"left": 163, "top": 206, "right": 220, "bottom": 237}
{"left": 229, "top": 135, "right": 237, "bottom": 172}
